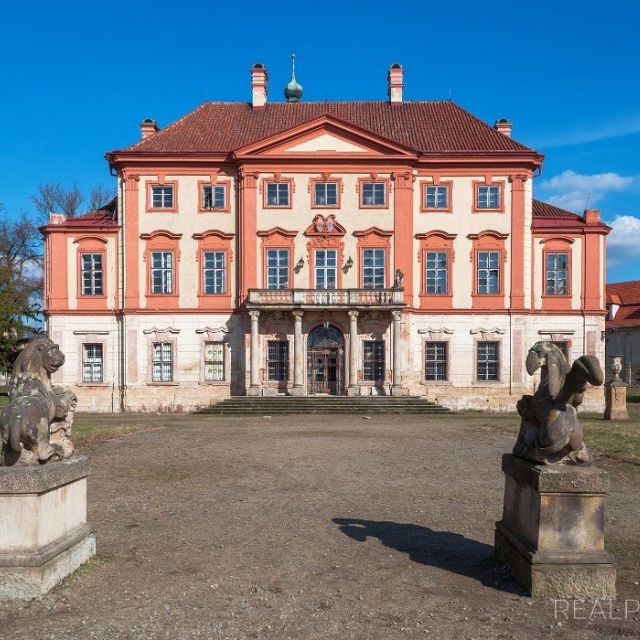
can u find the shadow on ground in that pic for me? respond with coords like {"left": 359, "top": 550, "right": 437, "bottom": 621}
{"left": 333, "top": 517, "right": 521, "bottom": 594}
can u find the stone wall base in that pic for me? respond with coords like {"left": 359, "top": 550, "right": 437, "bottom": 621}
{"left": 494, "top": 454, "right": 616, "bottom": 598}
{"left": 0, "top": 457, "right": 96, "bottom": 601}
{"left": 0, "top": 533, "right": 96, "bottom": 601}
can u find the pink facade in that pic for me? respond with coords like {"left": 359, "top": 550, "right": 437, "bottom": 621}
{"left": 42, "top": 63, "right": 610, "bottom": 412}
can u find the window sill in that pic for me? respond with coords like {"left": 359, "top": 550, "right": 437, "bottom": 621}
{"left": 78, "top": 382, "right": 110, "bottom": 387}
{"left": 541, "top": 294, "right": 572, "bottom": 299}
{"left": 147, "top": 382, "right": 179, "bottom": 386}
{"left": 198, "top": 208, "right": 231, "bottom": 214}
{"left": 199, "top": 380, "right": 229, "bottom": 386}
{"left": 420, "top": 208, "right": 452, "bottom": 214}
{"left": 78, "top": 295, "right": 107, "bottom": 299}
{"left": 146, "top": 208, "right": 178, "bottom": 214}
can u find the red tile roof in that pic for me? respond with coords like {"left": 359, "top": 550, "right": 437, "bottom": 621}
{"left": 112, "top": 101, "right": 537, "bottom": 155}
{"left": 606, "top": 281, "right": 640, "bottom": 328}
{"left": 40, "top": 199, "right": 118, "bottom": 231}
{"left": 532, "top": 199, "right": 582, "bottom": 220}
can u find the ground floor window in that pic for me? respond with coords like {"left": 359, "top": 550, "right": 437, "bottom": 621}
{"left": 549, "top": 341, "right": 569, "bottom": 360}
{"left": 204, "top": 342, "right": 225, "bottom": 381}
{"left": 267, "top": 340, "right": 289, "bottom": 382}
{"left": 363, "top": 340, "right": 385, "bottom": 382}
{"left": 82, "top": 343, "right": 103, "bottom": 383}
{"left": 425, "top": 342, "right": 447, "bottom": 381}
{"left": 477, "top": 342, "right": 500, "bottom": 381}
{"left": 152, "top": 342, "right": 173, "bottom": 382}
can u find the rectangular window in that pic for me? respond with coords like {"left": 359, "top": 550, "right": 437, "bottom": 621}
{"left": 202, "top": 184, "right": 226, "bottom": 210}
{"left": 477, "top": 251, "right": 500, "bottom": 294}
{"left": 362, "top": 182, "right": 386, "bottom": 206}
{"left": 546, "top": 252, "right": 569, "bottom": 295}
{"left": 203, "top": 251, "right": 226, "bottom": 294}
{"left": 476, "top": 185, "right": 500, "bottom": 209}
{"left": 314, "top": 182, "right": 338, "bottom": 207}
{"left": 267, "top": 341, "right": 289, "bottom": 382}
{"left": 363, "top": 340, "right": 385, "bottom": 382}
{"left": 362, "top": 249, "right": 385, "bottom": 289}
{"left": 151, "top": 185, "right": 174, "bottom": 209}
{"left": 82, "top": 343, "right": 103, "bottom": 383}
{"left": 425, "top": 185, "right": 449, "bottom": 209}
{"left": 152, "top": 342, "right": 173, "bottom": 382}
{"left": 266, "top": 182, "right": 290, "bottom": 207}
{"left": 315, "top": 249, "right": 337, "bottom": 289}
{"left": 150, "top": 251, "right": 174, "bottom": 294}
{"left": 550, "top": 341, "right": 569, "bottom": 359}
{"left": 425, "top": 251, "right": 448, "bottom": 294}
{"left": 204, "top": 342, "right": 225, "bottom": 381}
{"left": 80, "top": 253, "right": 103, "bottom": 296}
{"left": 425, "top": 342, "right": 447, "bottom": 381}
{"left": 266, "top": 249, "right": 289, "bottom": 289}
{"left": 477, "top": 342, "right": 500, "bottom": 381}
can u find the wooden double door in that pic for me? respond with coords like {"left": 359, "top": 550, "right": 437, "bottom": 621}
{"left": 307, "top": 325, "right": 345, "bottom": 395}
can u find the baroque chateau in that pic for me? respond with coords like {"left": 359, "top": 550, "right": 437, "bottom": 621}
{"left": 42, "top": 61, "right": 610, "bottom": 412}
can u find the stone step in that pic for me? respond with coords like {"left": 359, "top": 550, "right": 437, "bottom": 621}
{"left": 198, "top": 395, "right": 450, "bottom": 415}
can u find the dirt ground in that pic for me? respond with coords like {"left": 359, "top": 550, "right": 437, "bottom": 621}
{"left": 1, "top": 412, "right": 639, "bottom": 640}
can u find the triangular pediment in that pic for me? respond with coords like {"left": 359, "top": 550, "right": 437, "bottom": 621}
{"left": 233, "top": 115, "right": 416, "bottom": 158}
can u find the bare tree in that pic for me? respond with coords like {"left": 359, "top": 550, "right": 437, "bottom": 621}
{"left": 31, "top": 181, "right": 115, "bottom": 221}
{"left": 0, "top": 206, "right": 42, "bottom": 370}
{"left": 87, "top": 184, "right": 116, "bottom": 211}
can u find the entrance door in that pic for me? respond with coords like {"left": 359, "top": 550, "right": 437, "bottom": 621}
{"left": 307, "top": 324, "right": 345, "bottom": 395}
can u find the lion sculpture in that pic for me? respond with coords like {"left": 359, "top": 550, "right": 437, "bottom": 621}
{"left": 0, "top": 336, "right": 77, "bottom": 466}
{"left": 513, "top": 342, "right": 604, "bottom": 464}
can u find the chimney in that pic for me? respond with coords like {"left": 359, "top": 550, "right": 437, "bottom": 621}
{"left": 251, "top": 63, "right": 268, "bottom": 109}
{"left": 584, "top": 208, "right": 601, "bottom": 225}
{"left": 140, "top": 118, "right": 159, "bottom": 139}
{"left": 388, "top": 63, "right": 403, "bottom": 105}
{"left": 494, "top": 118, "right": 512, "bottom": 137}
{"left": 49, "top": 213, "right": 66, "bottom": 225}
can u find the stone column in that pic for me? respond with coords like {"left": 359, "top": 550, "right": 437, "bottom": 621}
{"left": 604, "top": 357, "right": 629, "bottom": 420}
{"left": 347, "top": 310, "right": 360, "bottom": 396}
{"left": 391, "top": 310, "right": 406, "bottom": 395}
{"left": 248, "top": 310, "right": 261, "bottom": 396}
{"left": 291, "top": 310, "right": 306, "bottom": 396}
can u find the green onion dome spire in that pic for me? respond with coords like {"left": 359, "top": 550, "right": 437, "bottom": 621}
{"left": 284, "top": 54, "right": 303, "bottom": 102}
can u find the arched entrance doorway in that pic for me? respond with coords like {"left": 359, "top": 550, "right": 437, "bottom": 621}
{"left": 307, "top": 324, "right": 345, "bottom": 395}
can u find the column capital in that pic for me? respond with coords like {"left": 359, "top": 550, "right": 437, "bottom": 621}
{"left": 249, "top": 310, "right": 261, "bottom": 321}
{"left": 291, "top": 310, "right": 304, "bottom": 321}
{"left": 348, "top": 309, "right": 359, "bottom": 321}
{"left": 391, "top": 310, "right": 403, "bottom": 322}
{"left": 508, "top": 174, "right": 528, "bottom": 190}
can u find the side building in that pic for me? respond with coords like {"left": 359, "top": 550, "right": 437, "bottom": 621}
{"left": 42, "top": 62, "right": 610, "bottom": 412}
{"left": 606, "top": 280, "right": 640, "bottom": 384}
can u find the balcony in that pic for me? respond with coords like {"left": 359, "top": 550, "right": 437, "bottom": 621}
{"left": 246, "top": 288, "right": 404, "bottom": 309}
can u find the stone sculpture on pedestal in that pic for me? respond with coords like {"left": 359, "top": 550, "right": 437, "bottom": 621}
{"left": 495, "top": 342, "right": 616, "bottom": 598}
{"left": 0, "top": 336, "right": 95, "bottom": 601}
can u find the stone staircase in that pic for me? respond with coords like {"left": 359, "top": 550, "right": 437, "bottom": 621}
{"left": 198, "top": 396, "right": 450, "bottom": 415}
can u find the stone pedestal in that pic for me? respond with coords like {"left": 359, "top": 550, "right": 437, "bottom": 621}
{"left": 0, "top": 456, "right": 96, "bottom": 601}
{"left": 604, "top": 382, "right": 629, "bottom": 420}
{"left": 495, "top": 454, "right": 615, "bottom": 598}
{"left": 290, "top": 386, "right": 307, "bottom": 397}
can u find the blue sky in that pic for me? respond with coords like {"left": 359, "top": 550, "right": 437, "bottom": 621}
{"left": 1, "top": 0, "right": 638, "bottom": 282}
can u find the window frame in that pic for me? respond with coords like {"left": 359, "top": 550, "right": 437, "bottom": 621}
{"left": 363, "top": 340, "right": 386, "bottom": 382}
{"left": 314, "top": 248, "right": 338, "bottom": 290}
{"left": 146, "top": 181, "right": 178, "bottom": 213}
{"left": 473, "top": 181, "right": 504, "bottom": 213}
{"left": 424, "top": 341, "right": 448, "bottom": 382}
{"left": 476, "top": 341, "right": 501, "bottom": 383}
{"left": 267, "top": 340, "right": 289, "bottom": 382}
{"left": 151, "top": 341, "right": 174, "bottom": 383}
{"left": 203, "top": 341, "right": 226, "bottom": 383}
{"left": 309, "top": 177, "right": 342, "bottom": 209}
{"left": 476, "top": 250, "right": 501, "bottom": 295}
{"left": 421, "top": 181, "right": 453, "bottom": 213}
{"left": 545, "top": 251, "right": 570, "bottom": 296}
{"left": 265, "top": 248, "right": 291, "bottom": 290}
{"left": 263, "top": 179, "right": 293, "bottom": 209}
{"left": 201, "top": 250, "right": 227, "bottom": 295}
{"left": 79, "top": 252, "right": 104, "bottom": 297}
{"left": 361, "top": 247, "right": 386, "bottom": 290}
{"left": 424, "top": 250, "right": 450, "bottom": 296}
{"left": 82, "top": 343, "right": 104, "bottom": 384}
{"left": 198, "top": 180, "right": 231, "bottom": 213}
{"left": 358, "top": 178, "right": 389, "bottom": 209}
{"left": 149, "top": 250, "right": 175, "bottom": 295}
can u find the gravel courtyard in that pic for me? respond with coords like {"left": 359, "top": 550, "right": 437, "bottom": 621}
{"left": 1, "top": 412, "right": 639, "bottom": 640}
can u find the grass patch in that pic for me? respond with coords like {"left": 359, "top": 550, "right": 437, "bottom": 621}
{"left": 0, "top": 395, "right": 7, "bottom": 408}
{"left": 72, "top": 420, "right": 162, "bottom": 445}
{"left": 626, "top": 388, "right": 640, "bottom": 404}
